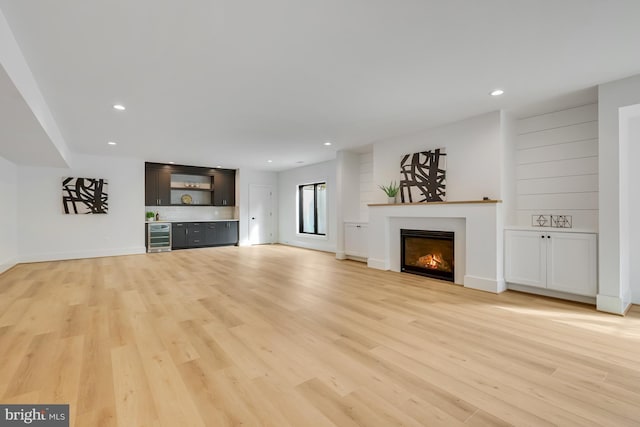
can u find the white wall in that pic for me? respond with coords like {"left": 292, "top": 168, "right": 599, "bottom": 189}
{"left": 336, "top": 151, "right": 360, "bottom": 259}
{"left": 629, "top": 113, "right": 640, "bottom": 304}
{"left": 0, "top": 155, "right": 17, "bottom": 273}
{"left": 339, "top": 152, "right": 361, "bottom": 223}
{"left": 237, "top": 168, "right": 278, "bottom": 246}
{"left": 372, "top": 111, "right": 503, "bottom": 203}
{"left": 278, "top": 160, "right": 337, "bottom": 252}
{"left": 597, "top": 74, "right": 640, "bottom": 314}
{"left": 515, "top": 104, "right": 599, "bottom": 230}
{"left": 17, "top": 153, "right": 146, "bottom": 262}
{"left": 500, "top": 111, "right": 517, "bottom": 226}
{"left": 359, "top": 152, "right": 374, "bottom": 222}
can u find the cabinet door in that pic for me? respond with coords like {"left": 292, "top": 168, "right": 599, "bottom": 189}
{"left": 226, "top": 221, "right": 238, "bottom": 245}
{"left": 344, "top": 223, "right": 368, "bottom": 258}
{"left": 187, "top": 223, "right": 206, "bottom": 246}
{"left": 156, "top": 169, "right": 171, "bottom": 206}
{"left": 145, "top": 167, "right": 171, "bottom": 206}
{"left": 145, "top": 168, "right": 158, "bottom": 206}
{"left": 213, "top": 222, "right": 228, "bottom": 244}
{"left": 213, "top": 170, "right": 235, "bottom": 206}
{"left": 504, "top": 231, "right": 547, "bottom": 288}
{"left": 205, "top": 223, "right": 218, "bottom": 246}
{"left": 172, "top": 223, "right": 187, "bottom": 248}
{"left": 546, "top": 232, "right": 597, "bottom": 296}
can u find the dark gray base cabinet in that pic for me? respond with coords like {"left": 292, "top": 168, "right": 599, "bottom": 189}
{"left": 205, "top": 221, "right": 238, "bottom": 246}
{"left": 172, "top": 223, "right": 187, "bottom": 248}
{"left": 172, "top": 221, "right": 238, "bottom": 249}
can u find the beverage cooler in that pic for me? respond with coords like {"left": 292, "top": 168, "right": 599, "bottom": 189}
{"left": 146, "top": 222, "right": 172, "bottom": 252}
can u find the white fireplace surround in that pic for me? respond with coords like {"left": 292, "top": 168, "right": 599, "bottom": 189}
{"left": 367, "top": 201, "right": 505, "bottom": 293}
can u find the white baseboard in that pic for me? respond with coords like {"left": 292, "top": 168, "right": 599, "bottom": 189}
{"left": 0, "top": 257, "right": 18, "bottom": 275}
{"left": 277, "top": 240, "right": 335, "bottom": 253}
{"left": 276, "top": 242, "right": 336, "bottom": 255}
{"left": 509, "top": 283, "right": 596, "bottom": 305}
{"left": 367, "top": 258, "right": 388, "bottom": 270}
{"left": 336, "top": 252, "right": 367, "bottom": 263}
{"left": 20, "top": 247, "right": 147, "bottom": 263}
{"left": 597, "top": 294, "right": 632, "bottom": 315}
{"left": 464, "top": 275, "right": 506, "bottom": 294}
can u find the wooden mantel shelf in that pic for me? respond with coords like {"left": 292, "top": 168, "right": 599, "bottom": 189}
{"left": 368, "top": 199, "right": 502, "bottom": 207}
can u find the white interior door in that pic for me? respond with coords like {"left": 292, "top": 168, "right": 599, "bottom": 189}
{"left": 249, "top": 184, "right": 273, "bottom": 245}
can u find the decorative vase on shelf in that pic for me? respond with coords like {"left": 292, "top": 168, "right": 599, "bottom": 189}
{"left": 387, "top": 196, "right": 397, "bottom": 204}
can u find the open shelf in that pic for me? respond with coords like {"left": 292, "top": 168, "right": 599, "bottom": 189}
{"left": 170, "top": 186, "right": 213, "bottom": 192}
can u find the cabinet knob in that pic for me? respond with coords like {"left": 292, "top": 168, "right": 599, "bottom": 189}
{"left": 547, "top": 235, "right": 551, "bottom": 239}
{"left": 541, "top": 235, "right": 545, "bottom": 239}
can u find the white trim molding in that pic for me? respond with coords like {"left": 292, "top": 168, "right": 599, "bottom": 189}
{"left": 597, "top": 293, "right": 632, "bottom": 315}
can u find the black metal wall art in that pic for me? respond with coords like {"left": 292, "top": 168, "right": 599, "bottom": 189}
{"left": 400, "top": 148, "right": 447, "bottom": 203}
{"left": 62, "top": 177, "right": 109, "bottom": 214}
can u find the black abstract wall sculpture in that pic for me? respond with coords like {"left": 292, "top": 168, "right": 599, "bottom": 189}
{"left": 400, "top": 148, "right": 447, "bottom": 203}
{"left": 62, "top": 177, "right": 109, "bottom": 214}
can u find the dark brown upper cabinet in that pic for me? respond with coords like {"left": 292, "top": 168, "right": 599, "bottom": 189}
{"left": 213, "top": 169, "right": 236, "bottom": 206}
{"left": 145, "top": 164, "right": 171, "bottom": 206}
{"left": 145, "top": 162, "right": 236, "bottom": 207}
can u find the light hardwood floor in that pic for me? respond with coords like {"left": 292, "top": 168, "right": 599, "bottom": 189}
{"left": 0, "top": 245, "right": 639, "bottom": 426}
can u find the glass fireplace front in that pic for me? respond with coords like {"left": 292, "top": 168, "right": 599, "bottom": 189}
{"left": 401, "top": 229, "right": 454, "bottom": 282}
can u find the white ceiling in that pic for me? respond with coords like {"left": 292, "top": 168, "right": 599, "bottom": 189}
{"left": 1, "top": 0, "right": 640, "bottom": 171}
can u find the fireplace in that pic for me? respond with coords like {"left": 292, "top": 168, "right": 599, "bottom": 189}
{"left": 401, "top": 229, "right": 454, "bottom": 282}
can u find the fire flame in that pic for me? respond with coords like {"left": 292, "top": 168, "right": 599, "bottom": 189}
{"left": 417, "top": 253, "right": 443, "bottom": 269}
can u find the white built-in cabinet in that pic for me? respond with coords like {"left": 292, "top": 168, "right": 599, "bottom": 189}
{"left": 344, "top": 222, "right": 368, "bottom": 259}
{"left": 505, "top": 229, "right": 597, "bottom": 297}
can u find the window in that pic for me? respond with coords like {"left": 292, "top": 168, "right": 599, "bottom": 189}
{"left": 298, "top": 182, "right": 326, "bottom": 235}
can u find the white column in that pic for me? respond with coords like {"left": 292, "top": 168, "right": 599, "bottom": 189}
{"left": 597, "top": 75, "right": 640, "bottom": 314}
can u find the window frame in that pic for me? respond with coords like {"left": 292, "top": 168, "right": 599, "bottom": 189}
{"left": 298, "top": 181, "right": 326, "bottom": 236}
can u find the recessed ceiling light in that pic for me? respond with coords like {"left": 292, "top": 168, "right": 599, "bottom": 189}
{"left": 490, "top": 89, "right": 504, "bottom": 97}
{"left": 324, "top": 141, "right": 332, "bottom": 146}
{"left": 107, "top": 141, "right": 117, "bottom": 145}
{"left": 113, "top": 104, "right": 126, "bottom": 111}
{"left": 267, "top": 160, "right": 273, "bottom": 163}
